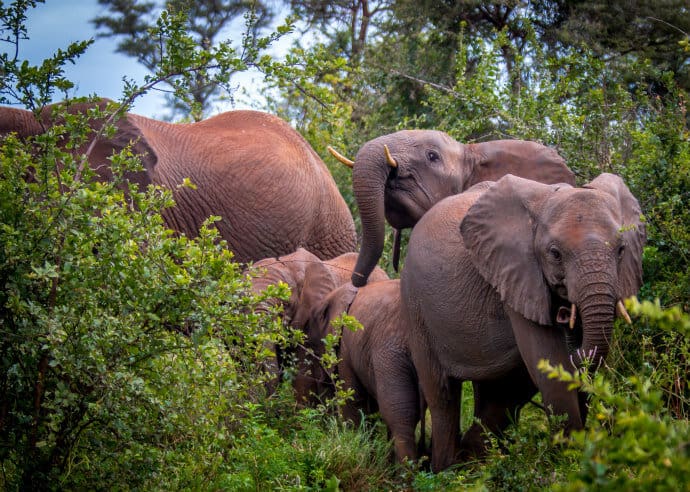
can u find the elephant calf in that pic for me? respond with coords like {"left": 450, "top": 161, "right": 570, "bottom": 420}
{"left": 305, "top": 279, "right": 426, "bottom": 463}
{"left": 247, "top": 248, "right": 388, "bottom": 395}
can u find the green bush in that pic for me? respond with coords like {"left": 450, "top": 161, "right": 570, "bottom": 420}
{"left": 0, "top": 107, "right": 295, "bottom": 488}
{"left": 539, "top": 300, "right": 690, "bottom": 490}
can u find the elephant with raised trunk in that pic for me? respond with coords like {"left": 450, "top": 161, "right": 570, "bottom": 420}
{"left": 247, "top": 248, "right": 388, "bottom": 394}
{"left": 400, "top": 174, "right": 645, "bottom": 472}
{"left": 0, "top": 99, "right": 357, "bottom": 263}
{"left": 305, "top": 279, "right": 426, "bottom": 463}
{"left": 346, "top": 130, "right": 575, "bottom": 286}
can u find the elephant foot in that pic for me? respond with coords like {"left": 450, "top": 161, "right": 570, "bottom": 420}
{"left": 457, "top": 426, "right": 491, "bottom": 461}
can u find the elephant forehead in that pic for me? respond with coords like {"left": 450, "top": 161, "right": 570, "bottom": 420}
{"left": 385, "top": 129, "right": 455, "bottom": 147}
{"left": 543, "top": 189, "right": 621, "bottom": 234}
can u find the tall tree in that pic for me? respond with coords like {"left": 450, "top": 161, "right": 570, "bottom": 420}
{"left": 93, "top": 0, "right": 275, "bottom": 118}
{"left": 544, "top": 0, "right": 690, "bottom": 93}
{"left": 289, "top": 0, "right": 391, "bottom": 66}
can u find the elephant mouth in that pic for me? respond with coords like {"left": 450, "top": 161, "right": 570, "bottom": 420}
{"left": 385, "top": 176, "right": 434, "bottom": 228}
{"left": 553, "top": 300, "right": 583, "bottom": 354}
{"left": 385, "top": 189, "right": 428, "bottom": 229}
{"left": 556, "top": 305, "right": 573, "bottom": 325}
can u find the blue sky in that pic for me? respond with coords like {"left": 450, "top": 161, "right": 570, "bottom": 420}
{"left": 13, "top": 0, "right": 287, "bottom": 118}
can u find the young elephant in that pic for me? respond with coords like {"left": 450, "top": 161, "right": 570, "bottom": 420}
{"left": 306, "top": 279, "right": 425, "bottom": 463}
{"left": 400, "top": 174, "right": 646, "bottom": 472}
{"left": 247, "top": 248, "right": 388, "bottom": 394}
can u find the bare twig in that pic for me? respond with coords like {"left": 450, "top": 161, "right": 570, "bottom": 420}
{"left": 388, "top": 69, "right": 460, "bottom": 96}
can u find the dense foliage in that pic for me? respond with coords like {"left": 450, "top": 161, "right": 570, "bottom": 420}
{"left": 1, "top": 0, "right": 689, "bottom": 489}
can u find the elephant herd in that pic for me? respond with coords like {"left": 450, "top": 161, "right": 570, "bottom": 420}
{"left": 0, "top": 99, "right": 646, "bottom": 472}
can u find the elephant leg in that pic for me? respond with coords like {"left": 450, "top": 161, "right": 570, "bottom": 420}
{"left": 460, "top": 365, "right": 537, "bottom": 458}
{"left": 424, "top": 376, "right": 463, "bottom": 472}
{"left": 409, "top": 327, "right": 463, "bottom": 471}
{"left": 339, "top": 361, "right": 371, "bottom": 426}
{"left": 375, "top": 363, "right": 421, "bottom": 463}
{"left": 505, "top": 306, "right": 585, "bottom": 432}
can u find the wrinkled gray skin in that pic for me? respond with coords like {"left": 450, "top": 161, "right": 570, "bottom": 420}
{"left": 248, "top": 248, "right": 388, "bottom": 394}
{"left": 0, "top": 99, "right": 356, "bottom": 262}
{"left": 400, "top": 174, "right": 646, "bottom": 472}
{"left": 351, "top": 130, "right": 576, "bottom": 286}
{"left": 305, "top": 279, "right": 425, "bottom": 463}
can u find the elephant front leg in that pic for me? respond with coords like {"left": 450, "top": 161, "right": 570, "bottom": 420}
{"left": 375, "top": 367, "right": 422, "bottom": 463}
{"left": 339, "top": 361, "right": 372, "bottom": 426}
{"left": 505, "top": 306, "right": 585, "bottom": 432}
{"left": 425, "top": 376, "right": 463, "bottom": 472}
{"left": 460, "top": 365, "right": 537, "bottom": 458}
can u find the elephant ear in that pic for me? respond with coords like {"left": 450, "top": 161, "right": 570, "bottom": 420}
{"left": 306, "top": 283, "right": 359, "bottom": 345}
{"left": 292, "top": 259, "right": 343, "bottom": 331}
{"left": 583, "top": 173, "right": 647, "bottom": 298}
{"left": 249, "top": 248, "right": 317, "bottom": 322}
{"left": 50, "top": 100, "right": 158, "bottom": 184}
{"left": 92, "top": 113, "right": 158, "bottom": 179}
{"left": 460, "top": 175, "right": 570, "bottom": 325}
{"left": 466, "top": 140, "right": 576, "bottom": 188}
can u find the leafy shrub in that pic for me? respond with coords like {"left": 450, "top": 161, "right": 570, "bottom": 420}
{"left": 540, "top": 300, "right": 690, "bottom": 490}
{"left": 0, "top": 106, "right": 294, "bottom": 488}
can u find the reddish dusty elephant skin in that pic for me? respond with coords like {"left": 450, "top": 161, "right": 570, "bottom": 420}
{"left": 306, "top": 279, "right": 426, "bottom": 463}
{"left": 400, "top": 174, "right": 645, "bottom": 472}
{"left": 350, "top": 130, "right": 576, "bottom": 286}
{"left": 0, "top": 98, "right": 357, "bottom": 263}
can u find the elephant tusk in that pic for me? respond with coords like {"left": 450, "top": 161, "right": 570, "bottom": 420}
{"left": 383, "top": 144, "right": 398, "bottom": 168}
{"left": 327, "top": 145, "right": 354, "bottom": 168}
{"left": 616, "top": 300, "right": 632, "bottom": 325}
{"left": 569, "top": 303, "right": 577, "bottom": 330}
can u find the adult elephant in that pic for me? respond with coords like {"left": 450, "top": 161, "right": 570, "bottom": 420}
{"left": 400, "top": 174, "right": 645, "bottom": 472}
{"left": 0, "top": 98, "right": 357, "bottom": 262}
{"left": 248, "top": 248, "right": 388, "bottom": 395}
{"left": 343, "top": 130, "right": 575, "bottom": 286}
{"left": 305, "top": 279, "right": 425, "bottom": 463}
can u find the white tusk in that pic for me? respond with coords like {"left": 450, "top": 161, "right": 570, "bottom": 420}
{"left": 327, "top": 145, "right": 354, "bottom": 168}
{"left": 569, "top": 303, "right": 576, "bottom": 330}
{"left": 383, "top": 144, "right": 398, "bottom": 168}
{"left": 616, "top": 300, "right": 632, "bottom": 325}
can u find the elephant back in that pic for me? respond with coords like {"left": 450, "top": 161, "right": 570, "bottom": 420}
{"left": 129, "top": 110, "right": 357, "bottom": 262}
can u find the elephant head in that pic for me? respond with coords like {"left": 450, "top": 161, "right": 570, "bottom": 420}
{"left": 249, "top": 248, "right": 371, "bottom": 334}
{"left": 248, "top": 248, "right": 388, "bottom": 397}
{"left": 460, "top": 173, "right": 646, "bottom": 367}
{"left": 350, "top": 130, "right": 576, "bottom": 286}
{"left": 0, "top": 99, "right": 157, "bottom": 189}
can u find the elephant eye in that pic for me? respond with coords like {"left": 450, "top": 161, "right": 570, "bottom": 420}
{"left": 617, "top": 244, "right": 625, "bottom": 260}
{"left": 549, "top": 246, "right": 562, "bottom": 262}
{"left": 426, "top": 150, "right": 440, "bottom": 162}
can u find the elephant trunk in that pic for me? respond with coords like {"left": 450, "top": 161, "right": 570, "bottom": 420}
{"left": 573, "top": 262, "right": 618, "bottom": 369}
{"left": 578, "top": 295, "right": 615, "bottom": 369}
{"left": 352, "top": 139, "right": 394, "bottom": 287}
